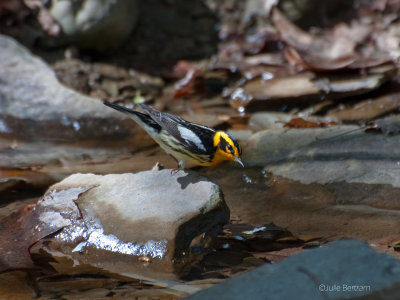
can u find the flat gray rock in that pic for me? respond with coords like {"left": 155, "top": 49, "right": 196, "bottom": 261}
{"left": 242, "top": 126, "right": 400, "bottom": 210}
{"left": 186, "top": 239, "right": 400, "bottom": 300}
{"left": 0, "top": 35, "right": 133, "bottom": 140}
{"left": 244, "top": 126, "right": 400, "bottom": 187}
{"left": 34, "top": 170, "right": 229, "bottom": 282}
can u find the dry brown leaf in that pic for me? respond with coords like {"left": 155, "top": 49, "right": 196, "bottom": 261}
{"left": 251, "top": 247, "right": 305, "bottom": 263}
{"left": 272, "top": 8, "right": 374, "bottom": 71}
{"left": 0, "top": 187, "right": 91, "bottom": 272}
{"left": 283, "top": 117, "right": 338, "bottom": 128}
{"left": 368, "top": 116, "right": 400, "bottom": 135}
{"left": 0, "top": 204, "right": 43, "bottom": 271}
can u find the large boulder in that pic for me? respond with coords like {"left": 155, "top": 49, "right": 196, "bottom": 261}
{"left": 48, "top": 0, "right": 138, "bottom": 52}
{"left": 0, "top": 34, "right": 137, "bottom": 141}
{"left": 30, "top": 170, "right": 229, "bottom": 281}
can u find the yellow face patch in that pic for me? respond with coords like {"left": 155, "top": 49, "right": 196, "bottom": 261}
{"left": 213, "top": 131, "right": 240, "bottom": 160}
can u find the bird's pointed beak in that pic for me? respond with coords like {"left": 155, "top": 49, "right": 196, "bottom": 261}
{"left": 235, "top": 156, "right": 244, "bottom": 167}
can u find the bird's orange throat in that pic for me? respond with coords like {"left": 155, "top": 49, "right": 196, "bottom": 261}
{"left": 207, "top": 147, "right": 235, "bottom": 166}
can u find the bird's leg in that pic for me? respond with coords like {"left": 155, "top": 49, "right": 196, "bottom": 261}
{"left": 171, "top": 160, "right": 184, "bottom": 175}
{"left": 169, "top": 155, "right": 183, "bottom": 174}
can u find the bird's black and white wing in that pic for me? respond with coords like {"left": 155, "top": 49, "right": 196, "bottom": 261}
{"left": 140, "top": 104, "right": 215, "bottom": 154}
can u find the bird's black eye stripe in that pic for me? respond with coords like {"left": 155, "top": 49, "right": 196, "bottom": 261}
{"left": 219, "top": 137, "right": 228, "bottom": 148}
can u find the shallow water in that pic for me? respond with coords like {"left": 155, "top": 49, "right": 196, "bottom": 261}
{"left": 2, "top": 131, "right": 400, "bottom": 299}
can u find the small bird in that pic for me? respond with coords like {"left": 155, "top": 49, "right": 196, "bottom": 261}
{"left": 103, "top": 101, "right": 243, "bottom": 170}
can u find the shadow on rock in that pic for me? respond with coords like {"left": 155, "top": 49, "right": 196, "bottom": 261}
{"left": 176, "top": 170, "right": 213, "bottom": 190}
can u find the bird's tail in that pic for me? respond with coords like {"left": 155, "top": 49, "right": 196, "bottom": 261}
{"left": 103, "top": 101, "right": 162, "bottom": 134}
{"left": 104, "top": 101, "right": 138, "bottom": 115}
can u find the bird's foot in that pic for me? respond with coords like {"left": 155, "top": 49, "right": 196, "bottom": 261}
{"left": 170, "top": 160, "right": 184, "bottom": 175}
{"left": 170, "top": 168, "right": 180, "bottom": 175}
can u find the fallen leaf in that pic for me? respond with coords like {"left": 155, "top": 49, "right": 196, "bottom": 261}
{"left": 296, "top": 235, "right": 322, "bottom": 243}
{"left": 251, "top": 246, "right": 305, "bottom": 263}
{"left": 284, "top": 46, "right": 356, "bottom": 71}
{"left": 240, "top": 72, "right": 320, "bottom": 101}
{"left": 171, "top": 60, "right": 199, "bottom": 78}
{"left": 298, "top": 51, "right": 356, "bottom": 71}
{"left": 0, "top": 187, "right": 91, "bottom": 272}
{"left": 283, "top": 118, "right": 338, "bottom": 128}
{"left": 174, "top": 68, "right": 201, "bottom": 98}
{"left": 367, "top": 116, "right": 400, "bottom": 135}
{"left": 0, "top": 204, "right": 42, "bottom": 271}
{"left": 272, "top": 8, "right": 313, "bottom": 52}
{"left": 244, "top": 53, "right": 285, "bottom": 67}
{"left": 272, "top": 9, "right": 373, "bottom": 71}
{"left": 328, "top": 93, "right": 400, "bottom": 122}
{"left": 275, "top": 236, "right": 303, "bottom": 243}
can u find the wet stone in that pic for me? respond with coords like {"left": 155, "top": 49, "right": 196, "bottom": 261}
{"left": 186, "top": 239, "right": 400, "bottom": 300}
{"left": 243, "top": 126, "right": 400, "bottom": 210}
{"left": 34, "top": 170, "right": 229, "bottom": 281}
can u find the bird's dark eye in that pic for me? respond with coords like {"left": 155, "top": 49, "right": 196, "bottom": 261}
{"left": 227, "top": 144, "right": 234, "bottom": 153}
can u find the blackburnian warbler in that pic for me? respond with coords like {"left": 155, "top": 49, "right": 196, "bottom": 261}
{"left": 104, "top": 101, "right": 243, "bottom": 169}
